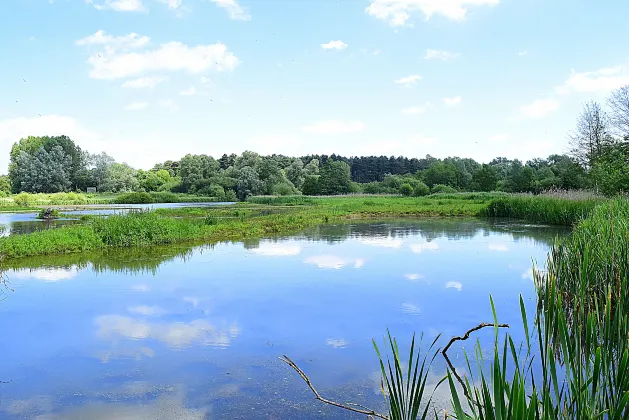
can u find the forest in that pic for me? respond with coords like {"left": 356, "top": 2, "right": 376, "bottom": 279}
{"left": 2, "top": 85, "right": 628, "bottom": 200}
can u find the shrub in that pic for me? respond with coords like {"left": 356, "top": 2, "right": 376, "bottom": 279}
{"left": 430, "top": 184, "right": 457, "bottom": 194}
{"left": 113, "top": 192, "right": 155, "bottom": 204}
{"left": 13, "top": 192, "right": 36, "bottom": 207}
{"left": 149, "top": 192, "right": 180, "bottom": 203}
{"left": 399, "top": 183, "right": 413, "bottom": 196}
{"left": 412, "top": 181, "right": 430, "bottom": 197}
{"left": 224, "top": 190, "right": 238, "bottom": 202}
{"left": 272, "top": 182, "right": 299, "bottom": 196}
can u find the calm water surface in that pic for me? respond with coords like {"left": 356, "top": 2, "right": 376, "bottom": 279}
{"left": 0, "top": 219, "right": 567, "bottom": 419}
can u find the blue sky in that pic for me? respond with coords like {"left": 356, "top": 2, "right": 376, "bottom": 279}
{"left": 1, "top": 0, "right": 628, "bottom": 171}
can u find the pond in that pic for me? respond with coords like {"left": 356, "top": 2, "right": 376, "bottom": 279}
{"left": 0, "top": 202, "right": 233, "bottom": 237}
{"left": 0, "top": 219, "right": 568, "bottom": 419}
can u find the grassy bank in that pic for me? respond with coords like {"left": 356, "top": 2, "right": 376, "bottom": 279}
{"left": 0, "top": 193, "right": 605, "bottom": 259}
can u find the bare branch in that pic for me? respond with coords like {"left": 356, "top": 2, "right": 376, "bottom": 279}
{"left": 441, "top": 322, "right": 510, "bottom": 404}
{"left": 608, "top": 85, "right": 629, "bottom": 139}
{"left": 278, "top": 355, "right": 389, "bottom": 419}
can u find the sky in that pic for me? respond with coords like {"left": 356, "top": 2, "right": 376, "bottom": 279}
{"left": 1, "top": 0, "right": 629, "bottom": 172}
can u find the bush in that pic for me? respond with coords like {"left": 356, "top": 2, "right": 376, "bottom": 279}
{"left": 113, "top": 192, "right": 155, "bottom": 204}
{"left": 224, "top": 190, "right": 238, "bottom": 202}
{"left": 431, "top": 184, "right": 457, "bottom": 194}
{"left": 412, "top": 182, "right": 430, "bottom": 197}
{"left": 399, "top": 183, "right": 413, "bottom": 196}
{"left": 272, "top": 182, "right": 299, "bottom": 196}
{"left": 0, "top": 191, "right": 7, "bottom": 198}
{"left": 149, "top": 192, "right": 180, "bottom": 203}
{"left": 13, "top": 192, "right": 36, "bottom": 207}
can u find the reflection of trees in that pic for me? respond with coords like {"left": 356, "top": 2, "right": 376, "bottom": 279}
{"left": 5, "top": 220, "right": 80, "bottom": 236}
{"left": 3, "top": 243, "right": 211, "bottom": 275}
{"left": 293, "top": 218, "right": 568, "bottom": 247}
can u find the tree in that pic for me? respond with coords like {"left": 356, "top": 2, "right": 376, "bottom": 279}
{"left": 608, "top": 85, "right": 629, "bottom": 139}
{"left": 12, "top": 146, "right": 72, "bottom": 193}
{"left": 90, "top": 152, "right": 116, "bottom": 191}
{"left": 304, "top": 159, "right": 320, "bottom": 176}
{"left": 179, "top": 154, "right": 220, "bottom": 191}
{"left": 43, "top": 135, "right": 88, "bottom": 190}
{"left": 471, "top": 164, "right": 498, "bottom": 192}
{"left": 100, "top": 163, "right": 139, "bottom": 193}
{"left": 318, "top": 161, "right": 352, "bottom": 195}
{"left": 590, "top": 144, "right": 629, "bottom": 196}
{"left": 302, "top": 175, "right": 320, "bottom": 195}
{"left": 235, "top": 151, "right": 262, "bottom": 170}
{"left": 285, "top": 158, "right": 305, "bottom": 188}
{"left": 422, "top": 161, "right": 457, "bottom": 188}
{"left": 569, "top": 101, "right": 613, "bottom": 168}
{"left": 137, "top": 169, "right": 172, "bottom": 191}
{"left": 236, "top": 166, "right": 264, "bottom": 200}
{"left": 0, "top": 175, "right": 11, "bottom": 194}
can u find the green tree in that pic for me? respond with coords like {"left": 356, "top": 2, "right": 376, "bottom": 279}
{"left": 12, "top": 146, "right": 72, "bottom": 193}
{"left": 318, "top": 161, "right": 352, "bottom": 195}
{"left": 399, "top": 183, "right": 413, "bottom": 196}
{"left": 100, "top": 163, "right": 139, "bottom": 193}
{"left": 179, "top": 154, "right": 220, "bottom": 191}
{"left": 0, "top": 175, "right": 10, "bottom": 194}
{"left": 590, "top": 144, "right": 629, "bottom": 196}
{"left": 236, "top": 166, "right": 264, "bottom": 200}
{"left": 89, "top": 152, "right": 116, "bottom": 191}
{"left": 472, "top": 164, "right": 498, "bottom": 192}
{"left": 303, "top": 159, "right": 320, "bottom": 176}
{"left": 285, "top": 158, "right": 305, "bottom": 188}
{"left": 421, "top": 161, "right": 458, "bottom": 188}
{"left": 301, "top": 175, "right": 320, "bottom": 195}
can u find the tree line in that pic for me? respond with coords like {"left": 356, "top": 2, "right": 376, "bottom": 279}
{"left": 1, "top": 85, "right": 628, "bottom": 199}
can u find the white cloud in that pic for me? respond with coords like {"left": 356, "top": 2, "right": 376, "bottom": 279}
{"left": 210, "top": 0, "right": 251, "bottom": 20}
{"left": 86, "top": 0, "right": 146, "bottom": 12}
{"left": 366, "top": 0, "right": 500, "bottom": 26}
{"left": 446, "top": 281, "right": 462, "bottom": 291}
{"left": 557, "top": 66, "right": 629, "bottom": 94}
{"left": 522, "top": 268, "right": 534, "bottom": 280}
{"left": 301, "top": 120, "right": 365, "bottom": 135}
{"left": 394, "top": 74, "right": 421, "bottom": 86}
{"left": 75, "top": 30, "right": 150, "bottom": 49}
{"left": 404, "top": 273, "right": 426, "bottom": 281}
{"left": 76, "top": 31, "right": 240, "bottom": 80}
{"left": 519, "top": 98, "right": 559, "bottom": 118}
{"left": 11, "top": 267, "right": 79, "bottom": 282}
{"left": 132, "top": 284, "right": 150, "bottom": 292}
{"left": 410, "top": 241, "right": 439, "bottom": 253}
{"left": 304, "top": 255, "right": 364, "bottom": 270}
{"left": 125, "top": 101, "right": 148, "bottom": 110}
{"left": 488, "top": 243, "right": 509, "bottom": 252}
{"left": 424, "top": 49, "right": 459, "bottom": 61}
{"left": 401, "top": 303, "right": 421, "bottom": 315}
{"left": 96, "top": 315, "right": 240, "bottom": 348}
{"left": 250, "top": 243, "right": 301, "bottom": 256}
{"left": 127, "top": 305, "right": 166, "bottom": 316}
{"left": 158, "top": 0, "right": 183, "bottom": 9}
{"left": 321, "top": 40, "right": 348, "bottom": 50}
{"left": 359, "top": 237, "right": 403, "bottom": 248}
{"left": 326, "top": 338, "right": 348, "bottom": 348}
{"left": 518, "top": 50, "right": 527, "bottom": 56}
{"left": 443, "top": 96, "right": 462, "bottom": 106}
{"left": 179, "top": 86, "right": 196, "bottom": 96}
{"left": 122, "top": 76, "right": 166, "bottom": 89}
{"left": 401, "top": 103, "right": 431, "bottom": 114}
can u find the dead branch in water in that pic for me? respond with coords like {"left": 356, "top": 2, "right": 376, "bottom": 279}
{"left": 278, "top": 355, "right": 389, "bottom": 419}
{"left": 442, "top": 322, "right": 510, "bottom": 404}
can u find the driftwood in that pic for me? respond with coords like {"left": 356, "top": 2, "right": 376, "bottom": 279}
{"left": 280, "top": 322, "right": 509, "bottom": 418}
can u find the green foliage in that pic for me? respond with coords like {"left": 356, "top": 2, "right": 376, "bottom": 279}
{"left": 471, "top": 164, "right": 498, "bottom": 192}
{"left": 100, "top": 163, "right": 139, "bottom": 193}
{"left": 318, "top": 160, "right": 352, "bottom": 195}
{"left": 399, "top": 183, "right": 413, "bottom": 196}
{"left": 37, "top": 209, "right": 62, "bottom": 219}
{"left": 0, "top": 175, "right": 10, "bottom": 194}
{"left": 113, "top": 192, "right": 155, "bottom": 204}
{"left": 430, "top": 184, "right": 457, "bottom": 194}
{"left": 301, "top": 175, "right": 320, "bottom": 196}
{"left": 412, "top": 182, "right": 430, "bottom": 197}
{"left": 13, "top": 192, "right": 36, "bottom": 207}
{"left": 482, "top": 194, "right": 602, "bottom": 225}
{"left": 590, "top": 144, "right": 629, "bottom": 196}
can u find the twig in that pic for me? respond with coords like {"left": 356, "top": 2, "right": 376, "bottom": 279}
{"left": 279, "top": 355, "right": 389, "bottom": 419}
{"left": 442, "top": 322, "right": 509, "bottom": 405}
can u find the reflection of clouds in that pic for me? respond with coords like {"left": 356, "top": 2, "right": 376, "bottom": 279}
{"left": 326, "top": 338, "right": 349, "bottom": 348}
{"left": 404, "top": 273, "right": 426, "bottom": 281}
{"left": 488, "top": 243, "right": 509, "bottom": 252}
{"left": 304, "top": 255, "right": 365, "bottom": 270}
{"left": 20, "top": 389, "right": 208, "bottom": 419}
{"left": 522, "top": 268, "right": 534, "bottom": 280}
{"left": 359, "top": 237, "right": 403, "bottom": 248}
{"left": 183, "top": 296, "right": 201, "bottom": 307}
{"left": 131, "top": 284, "right": 150, "bottom": 292}
{"left": 95, "top": 315, "right": 240, "bottom": 348}
{"left": 2, "top": 395, "right": 53, "bottom": 417}
{"left": 410, "top": 241, "right": 439, "bottom": 253}
{"left": 95, "top": 346, "right": 155, "bottom": 363}
{"left": 401, "top": 303, "right": 421, "bottom": 315}
{"left": 446, "top": 281, "right": 463, "bottom": 291}
{"left": 127, "top": 305, "right": 166, "bottom": 316}
{"left": 12, "top": 266, "right": 79, "bottom": 282}
{"left": 249, "top": 242, "right": 301, "bottom": 256}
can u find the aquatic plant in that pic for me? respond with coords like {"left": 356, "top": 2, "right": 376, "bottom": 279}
{"left": 482, "top": 195, "right": 602, "bottom": 225}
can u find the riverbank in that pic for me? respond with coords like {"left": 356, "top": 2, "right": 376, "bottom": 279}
{"left": 0, "top": 193, "right": 602, "bottom": 260}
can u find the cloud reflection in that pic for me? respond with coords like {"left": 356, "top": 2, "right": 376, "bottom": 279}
{"left": 95, "top": 315, "right": 240, "bottom": 348}
{"left": 446, "top": 281, "right": 463, "bottom": 291}
{"left": 401, "top": 303, "right": 421, "bottom": 315}
{"left": 359, "top": 237, "right": 403, "bottom": 248}
{"left": 404, "top": 273, "right": 426, "bottom": 281}
{"left": 488, "top": 243, "right": 509, "bottom": 252}
{"left": 304, "top": 255, "right": 365, "bottom": 270}
{"left": 249, "top": 242, "right": 301, "bottom": 256}
{"left": 326, "top": 338, "right": 349, "bottom": 348}
{"left": 127, "top": 305, "right": 166, "bottom": 316}
{"left": 410, "top": 241, "right": 439, "bottom": 253}
{"left": 11, "top": 267, "right": 79, "bottom": 282}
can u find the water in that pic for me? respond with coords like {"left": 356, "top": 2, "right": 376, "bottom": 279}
{"left": 0, "top": 219, "right": 567, "bottom": 419}
{"left": 0, "top": 202, "right": 233, "bottom": 237}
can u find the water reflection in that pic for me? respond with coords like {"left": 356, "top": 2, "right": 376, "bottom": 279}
{"left": 0, "top": 219, "right": 569, "bottom": 419}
